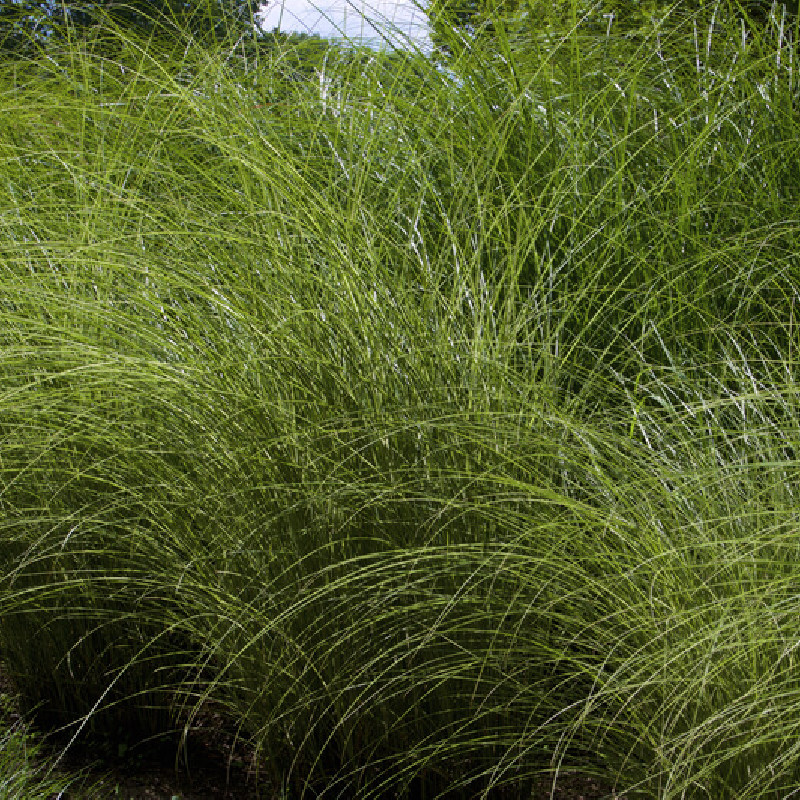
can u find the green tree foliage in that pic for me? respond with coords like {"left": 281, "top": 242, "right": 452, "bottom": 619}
{"left": 65, "top": 0, "right": 258, "bottom": 42}
{"left": 0, "top": 1, "right": 53, "bottom": 53}
{"left": 255, "top": 29, "right": 334, "bottom": 80}
{"left": 427, "top": 0, "right": 799, "bottom": 57}
{"left": 1, "top": 0, "right": 259, "bottom": 55}
{"left": 426, "top": 0, "right": 523, "bottom": 55}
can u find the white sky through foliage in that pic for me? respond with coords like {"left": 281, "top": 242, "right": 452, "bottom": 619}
{"left": 257, "top": 0, "right": 431, "bottom": 48}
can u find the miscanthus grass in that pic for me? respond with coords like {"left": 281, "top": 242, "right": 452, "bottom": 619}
{"left": 1, "top": 4, "right": 799, "bottom": 797}
{"left": 0, "top": 693, "right": 77, "bottom": 799}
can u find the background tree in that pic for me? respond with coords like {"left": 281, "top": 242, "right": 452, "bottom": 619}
{"left": 0, "top": 1, "right": 53, "bottom": 54}
{"left": 427, "top": 0, "right": 799, "bottom": 57}
{"left": 0, "top": 0, "right": 260, "bottom": 55}
{"left": 426, "top": 0, "right": 523, "bottom": 56}
{"left": 67, "top": 0, "right": 258, "bottom": 42}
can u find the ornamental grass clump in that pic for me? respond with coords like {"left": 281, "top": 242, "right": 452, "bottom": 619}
{"left": 1, "top": 3, "right": 799, "bottom": 796}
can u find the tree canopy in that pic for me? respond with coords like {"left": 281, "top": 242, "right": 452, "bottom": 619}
{"left": 1, "top": 2, "right": 51, "bottom": 52}
{"left": 426, "top": 0, "right": 800, "bottom": 57}
{"left": 1, "top": 0, "right": 260, "bottom": 54}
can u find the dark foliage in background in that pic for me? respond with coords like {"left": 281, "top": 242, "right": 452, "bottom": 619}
{"left": 0, "top": 0, "right": 259, "bottom": 53}
{"left": 426, "top": 0, "right": 800, "bottom": 57}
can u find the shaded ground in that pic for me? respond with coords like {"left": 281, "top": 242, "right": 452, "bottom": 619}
{"left": 0, "top": 663, "right": 265, "bottom": 798}
{"left": 57, "top": 743, "right": 266, "bottom": 799}
{"left": 76, "top": 766, "right": 616, "bottom": 800}
{"left": 2, "top": 663, "right": 619, "bottom": 799}
{"left": 67, "top": 768, "right": 615, "bottom": 800}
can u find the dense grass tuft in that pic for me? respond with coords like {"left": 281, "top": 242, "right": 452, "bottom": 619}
{"left": 2, "top": 5, "right": 800, "bottom": 797}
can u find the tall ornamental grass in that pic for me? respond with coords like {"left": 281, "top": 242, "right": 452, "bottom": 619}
{"left": 0, "top": 690, "right": 90, "bottom": 799}
{"left": 1, "top": 4, "right": 799, "bottom": 796}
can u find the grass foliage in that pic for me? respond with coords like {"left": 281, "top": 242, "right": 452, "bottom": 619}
{"left": 1, "top": 4, "right": 800, "bottom": 797}
{"left": 0, "top": 692, "right": 86, "bottom": 799}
